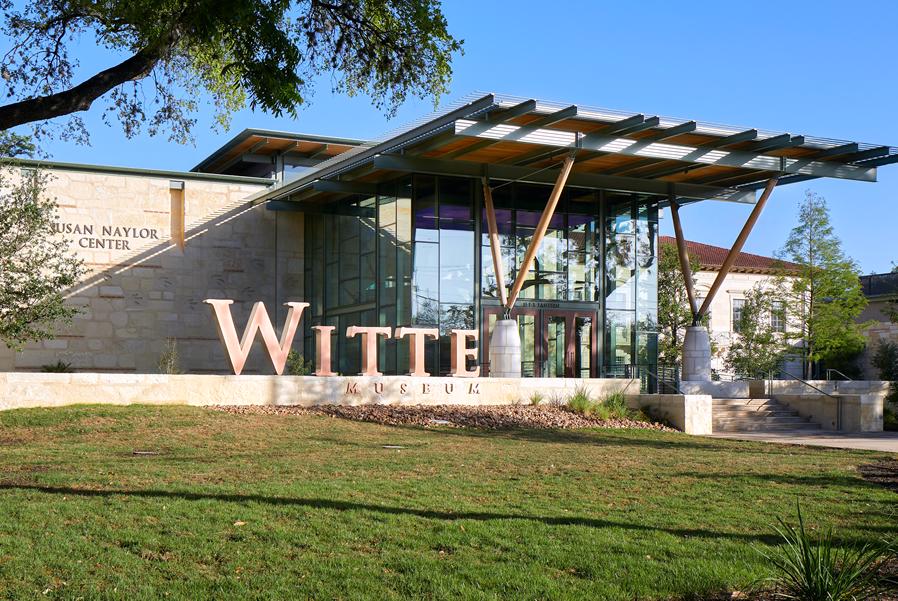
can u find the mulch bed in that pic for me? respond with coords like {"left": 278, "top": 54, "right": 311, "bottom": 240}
{"left": 210, "top": 403, "right": 674, "bottom": 431}
{"left": 858, "top": 458, "right": 898, "bottom": 493}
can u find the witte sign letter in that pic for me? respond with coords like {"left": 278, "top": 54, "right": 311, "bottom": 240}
{"left": 205, "top": 299, "right": 308, "bottom": 375}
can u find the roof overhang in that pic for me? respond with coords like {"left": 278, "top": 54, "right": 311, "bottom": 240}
{"left": 257, "top": 93, "right": 898, "bottom": 208}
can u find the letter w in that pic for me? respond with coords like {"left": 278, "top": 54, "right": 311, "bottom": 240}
{"left": 204, "top": 299, "right": 308, "bottom": 375}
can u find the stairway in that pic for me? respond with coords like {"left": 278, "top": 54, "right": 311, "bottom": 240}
{"left": 712, "top": 398, "right": 821, "bottom": 432}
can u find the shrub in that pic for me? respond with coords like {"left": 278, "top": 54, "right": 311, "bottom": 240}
{"left": 885, "top": 405, "right": 898, "bottom": 432}
{"left": 872, "top": 342, "right": 898, "bottom": 407}
{"left": 761, "top": 503, "right": 896, "bottom": 601}
{"left": 286, "top": 350, "right": 313, "bottom": 375}
{"left": 566, "top": 386, "right": 597, "bottom": 415}
{"left": 158, "top": 338, "right": 183, "bottom": 375}
{"left": 529, "top": 392, "right": 544, "bottom": 406}
{"left": 41, "top": 360, "right": 72, "bottom": 373}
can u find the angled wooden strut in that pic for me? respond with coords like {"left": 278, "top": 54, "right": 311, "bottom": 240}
{"left": 506, "top": 154, "right": 576, "bottom": 309}
{"left": 668, "top": 198, "right": 698, "bottom": 318}
{"left": 481, "top": 177, "right": 508, "bottom": 308}
{"left": 695, "top": 177, "right": 779, "bottom": 322}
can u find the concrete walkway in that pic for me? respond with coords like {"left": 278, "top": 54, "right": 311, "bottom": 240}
{"left": 710, "top": 430, "right": 898, "bottom": 452}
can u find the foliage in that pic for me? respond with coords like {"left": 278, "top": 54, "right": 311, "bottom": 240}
{"left": 286, "top": 349, "right": 313, "bottom": 376}
{"left": 657, "top": 241, "right": 707, "bottom": 366}
{"left": 0, "top": 0, "right": 462, "bottom": 144}
{"left": 0, "top": 152, "right": 84, "bottom": 350}
{"left": 40, "top": 359, "right": 72, "bottom": 373}
{"left": 724, "top": 285, "right": 790, "bottom": 378}
{"left": 761, "top": 503, "right": 896, "bottom": 601}
{"left": 776, "top": 191, "right": 869, "bottom": 378}
{"left": 157, "top": 338, "right": 183, "bottom": 374}
{"left": 528, "top": 391, "right": 543, "bottom": 406}
{"left": 566, "top": 385, "right": 595, "bottom": 415}
{"left": 872, "top": 341, "right": 898, "bottom": 406}
{"left": 566, "top": 388, "right": 634, "bottom": 420}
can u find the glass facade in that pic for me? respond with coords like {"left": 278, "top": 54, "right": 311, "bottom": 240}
{"left": 303, "top": 174, "right": 659, "bottom": 377}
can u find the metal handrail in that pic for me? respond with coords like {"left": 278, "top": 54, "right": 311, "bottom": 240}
{"left": 766, "top": 369, "right": 842, "bottom": 430}
{"left": 766, "top": 369, "right": 838, "bottom": 399}
{"left": 825, "top": 368, "right": 853, "bottom": 382}
{"left": 642, "top": 367, "right": 684, "bottom": 395}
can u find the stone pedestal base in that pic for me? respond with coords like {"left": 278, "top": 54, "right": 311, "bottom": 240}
{"left": 489, "top": 319, "right": 521, "bottom": 378}
{"left": 682, "top": 326, "right": 711, "bottom": 381}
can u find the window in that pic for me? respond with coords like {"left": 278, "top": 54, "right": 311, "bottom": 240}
{"left": 770, "top": 300, "right": 786, "bottom": 333}
{"left": 732, "top": 298, "right": 745, "bottom": 333}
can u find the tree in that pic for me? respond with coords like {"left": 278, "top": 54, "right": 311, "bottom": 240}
{"left": 776, "top": 190, "right": 868, "bottom": 379}
{"left": 657, "top": 241, "right": 702, "bottom": 367}
{"left": 0, "top": 134, "right": 84, "bottom": 349}
{"left": 724, "top": 285, "right": 788, "bottom": 378}
{"left": 0, "top": 0, "right": 462, "bottom": 144}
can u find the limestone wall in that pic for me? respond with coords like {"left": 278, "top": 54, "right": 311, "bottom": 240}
{"left": 0, "top": 373, "right": 639, "bottom": 411}
{"left": 0, "top": 166, "right": 305, "bottom": 374}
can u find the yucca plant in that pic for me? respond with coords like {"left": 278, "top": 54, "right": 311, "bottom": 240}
{"left": 761, "top": 503, "right": 896, "bottom": 600}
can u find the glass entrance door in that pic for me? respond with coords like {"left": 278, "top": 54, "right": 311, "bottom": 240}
{"left": 542, "top": 310, "right": 596, "bottom": 378}
{"left": 483, "top": 307, "right": 597, "bottom": 378}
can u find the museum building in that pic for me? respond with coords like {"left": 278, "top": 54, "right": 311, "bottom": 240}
{"left": 2, "top": 93, "right": 895, "bottom": 379}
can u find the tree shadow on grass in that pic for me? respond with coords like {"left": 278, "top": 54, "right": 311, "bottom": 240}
{"left": 398, "top": 425, "right": 845, "bottom": 458}
{"left": 0, "top": 481, "right": 884, "bottom": 546}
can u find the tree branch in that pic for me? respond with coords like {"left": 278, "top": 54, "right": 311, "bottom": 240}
{"left": 0, "top": 30, "right": 180, "bottom": 131}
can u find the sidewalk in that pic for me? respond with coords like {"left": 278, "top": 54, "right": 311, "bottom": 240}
{"left": 710, "top": 430, "right": 898, "bottom": 452}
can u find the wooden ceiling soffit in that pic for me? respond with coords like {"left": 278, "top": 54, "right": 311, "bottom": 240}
{"left": 371, "top": 155, "right": 756, "bottom": 203}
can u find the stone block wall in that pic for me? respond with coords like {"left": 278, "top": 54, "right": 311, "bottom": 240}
{"left": 0, "top": 166, "right": 305, "bottom": 374}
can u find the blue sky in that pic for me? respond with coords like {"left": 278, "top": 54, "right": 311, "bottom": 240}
{"left": 26, "top": 0, "right": 898, "bottom": 273}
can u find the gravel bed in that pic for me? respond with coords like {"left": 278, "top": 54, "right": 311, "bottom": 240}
{"left": 211, "top": 403, "right": 674, "bottom": 431}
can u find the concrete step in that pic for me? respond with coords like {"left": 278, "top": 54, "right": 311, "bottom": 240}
{"left": 713, "top": 408, "right": 798, "bottom": 418}
{"left": 714, "top": 421, "right": 822, "bottom": 432}
{"left": 711, "top": 396, "right": 822, "bottom": 433}
{"left": 713, "top": 398, "right": 776, "bottom": 406}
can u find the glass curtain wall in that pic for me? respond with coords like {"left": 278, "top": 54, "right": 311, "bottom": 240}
{"left": 604, "top": 195, "right": 658, "bottom": 376}
{"left": 304, "top": 177, "right": 659, "bottom": 377}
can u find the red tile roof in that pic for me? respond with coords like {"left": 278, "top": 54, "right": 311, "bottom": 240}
{"left": 659, "top": 236, "right": 799, "bottom": 274}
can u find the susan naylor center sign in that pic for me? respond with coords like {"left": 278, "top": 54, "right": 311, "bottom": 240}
{"left": 205, "top": 299, "right": 480, "bottom": 378}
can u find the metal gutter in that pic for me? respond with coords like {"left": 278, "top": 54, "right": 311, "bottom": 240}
{"left": 2, "top": 158, "right": 275, "bottom": 185}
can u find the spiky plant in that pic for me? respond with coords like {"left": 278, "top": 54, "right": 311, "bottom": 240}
{"left": 761, "top": 503, "right": 896, "bottom": 601}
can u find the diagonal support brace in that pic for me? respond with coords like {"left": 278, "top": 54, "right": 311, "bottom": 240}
{"left": 506, "top": 153, "right": 576, "bottom": 309}
{"left": 695, "top": 177, "right": 779, "bottom": 322}
{"left": 481, "top": 176, "right": 508, "bottom": 308}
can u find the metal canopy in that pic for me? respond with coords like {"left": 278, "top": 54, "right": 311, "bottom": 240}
{"left": 258, "top": 92, "right": 898, "bottom": 207}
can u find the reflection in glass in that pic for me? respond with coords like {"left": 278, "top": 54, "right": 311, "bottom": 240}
{"left": 606, "top": 310, "right": 635, "bottom": 367}
{"left": 545, "top": 315, "right": 566, "bottom": 378}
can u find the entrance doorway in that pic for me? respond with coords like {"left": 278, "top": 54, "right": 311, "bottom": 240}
{"left": 482, "top": 306, "right": 598, "bottom": 378}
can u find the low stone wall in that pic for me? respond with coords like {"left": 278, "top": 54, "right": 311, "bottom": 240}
{"left": 0, "top": 373, "right": 638, "bottom": 412}
{"left": 629, "top": 394, "right": 713, "bottom": 435}
{"left": 680, "top": 381, "right": 751, "bottom": 399}
{"left": 775, "top": 393, "right": 884, "bottom": 432}
{"left": 769, "top": 380, "right": 890, "bottom": 396}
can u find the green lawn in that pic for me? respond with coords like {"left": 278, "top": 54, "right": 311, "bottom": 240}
{"left": 0, "top": 405, "right": 894, "bottom": 600}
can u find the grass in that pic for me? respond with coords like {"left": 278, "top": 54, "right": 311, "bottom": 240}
{"left": 0, "top": 404, "right": 895, "bottom": 600}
